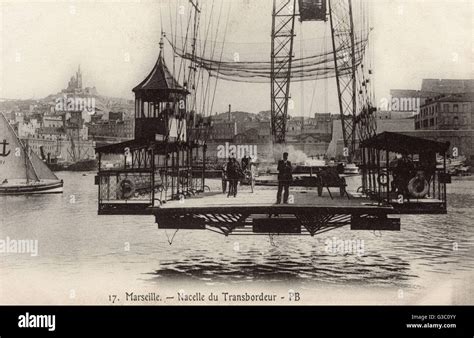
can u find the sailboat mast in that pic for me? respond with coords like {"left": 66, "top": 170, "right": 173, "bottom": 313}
{"left": 188, "top": 0, "right": 201, "bottom": 117}
{"left": 25, "top": 139, "right": 29, "bottom": 184}
{"left": 77, "top": 124, "right": 81, "bottom": 160}
{"left": 70, "top": 129, "right": 76, "bottom": 162}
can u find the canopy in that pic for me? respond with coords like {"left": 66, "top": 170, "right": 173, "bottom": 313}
{"left": 360, "top": 132, "right": 450, "bottom": 154}
{"left": 96, "top": 139, "right": 201, "bottom": 155}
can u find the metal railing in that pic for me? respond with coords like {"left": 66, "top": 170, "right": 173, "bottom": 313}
{"left": 363, "top": 167, "right": 448, "bottom": 206}
{"left": 98, "top": 170, "right": 154, "bottom": 205}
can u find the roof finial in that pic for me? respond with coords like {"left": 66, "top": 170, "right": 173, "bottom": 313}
{"left": 159, "top": 31, "right": 165, "bottom": 54}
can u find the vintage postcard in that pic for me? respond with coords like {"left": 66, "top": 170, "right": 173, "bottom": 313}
{"left": 0, "top": 0, "right": 472, "bottom": 316}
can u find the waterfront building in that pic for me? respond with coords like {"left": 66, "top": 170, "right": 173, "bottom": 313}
{"left": 409, "top": 93, "right": 474, "bottom": 163}
{"left": 16, "top": 119, "right": 40, "bottom": 138}
{"left": 209, "top": 120, "right": 237, "bottom": 142}
{"left": 421, "top": 79, "right": 474, "bottom": 94}
{"left": 415, "top": 93, "right": 474, "bottom": 131}
{"left": 376, "top": 111, "right": 415, "bottom": 133}
{"left": 43, "top": 115, "right": 64, "bottom": 128}
{"left": 87, "top": 118, "right": 135, "bottom": 140}
{"left": 389, "top": 79, "right": 474, "bottom": 114}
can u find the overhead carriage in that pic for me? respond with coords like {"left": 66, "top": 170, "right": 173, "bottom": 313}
{"left": 298, "top": 0, "right": 327, "bottom": 22}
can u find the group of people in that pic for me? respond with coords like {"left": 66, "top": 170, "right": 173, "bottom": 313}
{"left": 222, "top": 152, "right": 293, "bottom": 204}
{"left": 223, "top": 155, "right": 253, "bottom": 198}
{"left": 222, "top": 150, "right": 438, "bottom": 203}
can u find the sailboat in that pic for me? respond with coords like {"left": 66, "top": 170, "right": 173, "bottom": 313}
{"left": 0, "top": 113, "right": 63, "bottom": 194}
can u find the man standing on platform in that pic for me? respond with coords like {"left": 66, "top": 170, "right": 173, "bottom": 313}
{"left": 277, "top": 152, "right": 292, "bottom": 204}
{"left": 241, "top": 152, "right": 250, "bottom": 172}
{"left": 227, "top": 157, "right": 241, "bottom": 198}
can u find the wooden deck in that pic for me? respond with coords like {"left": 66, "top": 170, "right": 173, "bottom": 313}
{"left": 158, "top": 189, "right": 390, "bottom": 212}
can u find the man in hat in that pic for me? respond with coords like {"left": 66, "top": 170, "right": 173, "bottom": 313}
{"left": 277, "top": 152, "right": 292, "bottom": 204}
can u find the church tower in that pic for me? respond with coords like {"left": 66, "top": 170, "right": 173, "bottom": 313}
{"left": 77, "top": 65, "right": 82, "bottom": 89}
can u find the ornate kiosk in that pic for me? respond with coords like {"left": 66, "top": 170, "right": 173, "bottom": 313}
{"left": 96, "top": 45, "right": 207, "bottom": 215}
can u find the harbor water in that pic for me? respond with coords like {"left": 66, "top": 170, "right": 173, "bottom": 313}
{"left": 0, "top": 172, "right": 473, "bottom": 304}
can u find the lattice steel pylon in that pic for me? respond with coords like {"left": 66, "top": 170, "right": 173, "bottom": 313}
{"left": 270, "top": 0, "right": 374, "bottom": 148}
{"left": 271, "top": 0, "right": 297, "bottom": 144}
{"left": 329, "top": 0, "right": 376, "bottom": 162}
{"left": 329, "top": 0, "right": 357, "bottom": 161}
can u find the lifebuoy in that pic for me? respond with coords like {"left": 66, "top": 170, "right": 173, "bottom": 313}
{"left": 407, "top": 177, "right": 429, "bottom": 198}
{"left": 119, "top": 178, "right": 135, "bottom": 199}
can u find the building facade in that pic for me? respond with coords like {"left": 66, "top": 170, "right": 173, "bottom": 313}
{"left": 415, "top": 93, "right": 474, "bottom": 131}
{"left": 209, "top": 121, "right": 237, "bottom": 142}
{"left": 88, "top": 119, "right": 134, "bottom": 140}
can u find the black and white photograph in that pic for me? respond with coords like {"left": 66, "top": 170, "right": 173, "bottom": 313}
{"left": 0, "top": 0, "right": 472, "bottom": 334}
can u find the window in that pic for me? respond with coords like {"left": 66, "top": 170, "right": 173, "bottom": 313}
{"left": 454, "top": 116, "right": 459, "bottom": 125}
{"left": 443, "top": 104, "right": 449, "bottom": 112}
{"left": 453, "top": 104, "right": 459, "bottom": 113}
{"left": 430, "top": 118, "right": 434, "bottom": 127}
{"left": 463, "top": 104, "right": 469, "bottom": 112}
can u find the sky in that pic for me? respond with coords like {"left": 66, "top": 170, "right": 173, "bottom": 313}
{"left": 0, "top": 0, "right": 472, "bottom": 116}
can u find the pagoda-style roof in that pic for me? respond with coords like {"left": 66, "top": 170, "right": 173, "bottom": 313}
{"left": 133, "top": 52, "right": 189, "bottom": 95}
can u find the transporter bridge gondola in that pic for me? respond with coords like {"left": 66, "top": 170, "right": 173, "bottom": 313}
{"left": 96, "top": 2, "right": 451, "bottom": 238}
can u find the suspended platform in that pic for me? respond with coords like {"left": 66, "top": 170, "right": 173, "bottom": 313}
{"left": 96, "top": 131, "right": 453, "bottom": 237}
{"left": 150, "top": 189, "right": 400, "bottom": 236}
